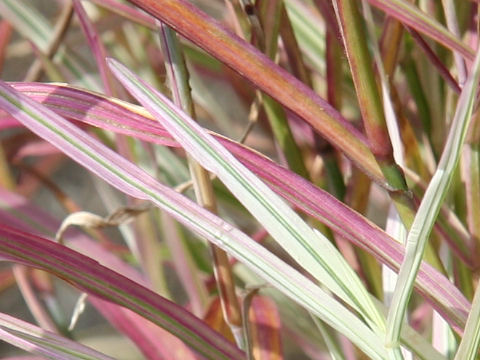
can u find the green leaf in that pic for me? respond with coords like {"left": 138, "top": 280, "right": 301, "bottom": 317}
{"left": 108, "top": 58, "right": 386, "bottom": 333}
{"left": 386, "top": 39, "right": 480, "bottom": 347}
{"left": 0, "top": 79, "right": 386, "bottom": 359}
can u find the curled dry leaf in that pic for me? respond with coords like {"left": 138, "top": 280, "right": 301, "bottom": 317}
{"left": 55, "top": 202, "right": 152, "bottom": 243}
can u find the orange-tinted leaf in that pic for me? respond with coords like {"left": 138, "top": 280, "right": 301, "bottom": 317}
{"left": 203, "top": 297, "right": 235, "bottom": 343}
{"left": 249, "top": 296, "right": 283, "bottom": 360}
{"left": 0, "top": 268, "right": 14, "bottom": 292}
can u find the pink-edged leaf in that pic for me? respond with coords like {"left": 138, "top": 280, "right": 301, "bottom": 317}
{"left": 122, "top": 0, "right": 387, "bottom": 188}
{"left": 120, "top": 0, "right": 473, "bottom": 187}
{"left": 0, "top": 81, "right": 386, "bottom": 359}
{"left": 109, "top": 58, "right": 470, "bottom": 334}
{"left": 0, "top": 223, "right": 386, "bottom": 359}
{"left": 108, "top": 58, "right": 386, "bottom": 332}
{"left": 0, "top": 188, "right": 200, "bottom": 360}
{"left": 0, "top": 223, "right": 241, "bottom": 360}
{"left": 0, "top": 312, "right": 115, "bottom": 360}
{"left": 9, "top": 83, "right": 178, "bottom": 147}
{"left": 7, "top": 82, "right": 470, "bottom": 334}
{"left": 72, "top": 0, "right": 115, "bottom": 96}
{"left": 367, "top": 0, "right": 474, "bottom": 61}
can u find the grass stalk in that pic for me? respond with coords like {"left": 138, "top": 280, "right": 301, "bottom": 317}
{"left": 24, "top": 0, "right": 73, "bottom": 82}
{"left": 333, "top": 0, "right": 410, "bottom": 216}
{"left": 231, "top": 0, "right": 309, "bottom": 179}
{"left": 125, "top": 0, "right": 390, "bottom": 187}
{"left": 158, "top": 22, "right": 244, "bottom": 346}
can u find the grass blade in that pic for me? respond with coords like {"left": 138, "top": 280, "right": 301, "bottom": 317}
{"left": 386, "top": 40, "right": 480, "bottom": 347}
{"left": 0, "top": 223, "right": 243, "bottom": 360}
{"left": 0, "top": 313, "right": 115, "bottom": 360}
{"left": 8, "top": 82, "right": 471, "bottom": 335}
{"left": 367, "top": 0, "right": 474, "bottom": 61}
{"left": 0, "top": 188, "right": 199, "bottom": 360}
{"left": 0, "top": 78, "right": 387, "bottom": 359}
{"left": 123, "top": 0, "right": 389, "bottom": 188}
{"left": 108, "top": 57, "right": 386, "bottom": 332}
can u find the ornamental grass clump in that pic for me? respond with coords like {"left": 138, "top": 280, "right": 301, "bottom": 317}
{"left": 0, "top": 0, "right": 478, "bottom": 359}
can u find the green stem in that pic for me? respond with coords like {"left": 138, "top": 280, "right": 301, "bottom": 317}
{"left": 334, "top": 0, "right": 411, "bottom": 226}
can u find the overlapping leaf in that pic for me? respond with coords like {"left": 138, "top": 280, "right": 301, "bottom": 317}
{"left": 5, "top": 82, "right": 470, "bottom": 334}
{"left": 123, "top": 0, "right": 386, "bottom": 188}
{"left": 0, "top": 313, "right": 115, "bottom": 360}
{"left": 107, "top": 58, "right": 386, "bottom": 332}
{"left": 0, "top": 188, "right": 198, "bottom": 360}
{"left": 0, "top": 80, "right": 386, "bottom": 359}
{"left": 386, "top": 24, "right": 480, "bottom": 347}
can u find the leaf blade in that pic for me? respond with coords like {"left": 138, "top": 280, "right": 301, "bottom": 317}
{"left": 123, "top": 0, "right": 386, "bottom": 187}
{"left": 0, "top": 78, "right": 386, "bottom": 360}
{"left": 8, "top": 82, "right": 470, "bottom": 335}
{"left": 108, "top": 57, "right": 386, "bottom": 332}
{"left": 0, "top": 312, "right": 115, "bottom": 360}
{"left": 386, "top": 35, "right": 480, "bottom": 347}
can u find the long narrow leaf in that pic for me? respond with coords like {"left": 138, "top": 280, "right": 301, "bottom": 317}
{"left": 123, "top": 0, "right": 388, "bottom": 188}
{"left": 108, "top": 58, "right": 386, "bottom": 332}
{"left": 4, "top": 192, "right": 199, "bottom": 358}
{"left": 0, "top": 80, "right": 387, "bottom": 359}
{"left": 0, "top": 224, "right": 386, "bottom": 360}
{"left": 0, "top": 313, "right": 115, "bottom": 360}
{"left": 386, "top": 39, "right": 480, "bottom": 346}
{"left": 6, "top": 82, "right": 471, "bottom": 334}
{"left": 367, "top": 0, "right": 474, "bottom": 61}
{"left": 0, "top": 82, "right": 243, "bottom": 360}
{"left": 0, "top": 188, "right": 198, "bottom": 360}
{"left": 0, "top": 224, "right": 241, "bottom": 360}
